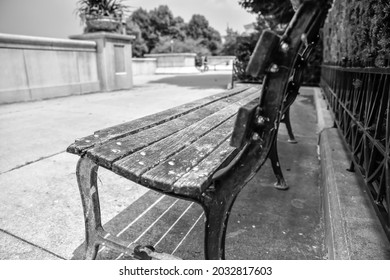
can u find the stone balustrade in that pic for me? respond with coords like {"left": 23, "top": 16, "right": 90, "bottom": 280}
{"left": 0, "top": 32, "right": 135, "bottom": 104}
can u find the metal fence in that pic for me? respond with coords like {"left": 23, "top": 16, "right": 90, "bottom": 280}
{"left": 320, "top": 65, "right": 390, "bottom": 240}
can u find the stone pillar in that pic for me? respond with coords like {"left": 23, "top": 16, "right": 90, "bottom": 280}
{"left": 70, "top": 32, "right": 135, "bottom": 91}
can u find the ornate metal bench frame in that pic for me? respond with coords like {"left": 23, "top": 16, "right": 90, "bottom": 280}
{"left": 68, "top": 1, "right": 331, "bottom": 260}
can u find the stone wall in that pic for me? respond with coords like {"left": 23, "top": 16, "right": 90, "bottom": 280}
{"left": 207, "top": 56, "right": 235, "bottom": 71}
{"left": 132, "top": 58, "right": 157, "bottom": 75}
{"left": 0, "top": 33, "right": 99, "bottom": 104}
{"left": 0, "top": 32, "right": 135, "bottom": 104}
{"left": 144, "top": 53, "right": 199, "bottom": 74}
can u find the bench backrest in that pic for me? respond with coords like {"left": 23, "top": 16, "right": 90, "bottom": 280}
{"left": 230, "top": 0, "right": 331, "bottom": 148}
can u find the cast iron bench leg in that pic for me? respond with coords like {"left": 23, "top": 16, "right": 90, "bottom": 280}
{"left": 202, "top": 182, "right": 243, "bottom": 260}
{"left": 269, "top": 140, "right": 289, "bottom": 190}
{"left": 76, "top": 157, "right": 102, "bottom": 260}
{"left": 282, "top": 107, "right": 298, "bottom": 143}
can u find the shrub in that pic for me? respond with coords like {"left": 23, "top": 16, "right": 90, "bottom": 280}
{"left": 323, "top": 0, "right": 390, "bottom": 67}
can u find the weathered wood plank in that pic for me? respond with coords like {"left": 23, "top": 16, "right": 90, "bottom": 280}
{"left": 87, "top": 105, "right": 221, "bottom": 169}
{"left": 112, "top": 93, "right": 259, "bottom": 185}
{"left": 140, "top": 117, "right": 237, "bottom": 192}
{"left": 67, "top": 86, "right": 252, "bottom": 155}
{"left": 86, "top": 88, "right": 259, "bottom": 169}
{"left": 173, "top": 139, "right": 236, "bottom": 197}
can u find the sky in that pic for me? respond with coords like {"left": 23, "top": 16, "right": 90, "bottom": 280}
{"left": 0, "top": 0, "right": 257, "bottom": 39}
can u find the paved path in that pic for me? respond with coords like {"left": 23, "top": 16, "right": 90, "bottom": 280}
{"left": 0, "top": 72, "right": 325, "bottom": 260}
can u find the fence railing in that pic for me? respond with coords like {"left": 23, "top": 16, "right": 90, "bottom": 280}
{"left": 320, "top": 65, "right": 390, "bottom": 240}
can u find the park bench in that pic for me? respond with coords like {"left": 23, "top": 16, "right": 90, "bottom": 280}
{"left": 67, "top": 1, "right": 330, "bottom": 260}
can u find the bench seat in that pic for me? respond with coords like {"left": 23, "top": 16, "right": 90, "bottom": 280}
{"left": 67, "top": 1, "right": 328, "bottom": 260}
{"left": 67, "top": 86, "right": 260, "bottom": 199}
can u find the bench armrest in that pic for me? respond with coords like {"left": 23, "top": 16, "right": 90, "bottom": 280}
{"left": 230, "top": 98, "right": 260, "bottom": 148}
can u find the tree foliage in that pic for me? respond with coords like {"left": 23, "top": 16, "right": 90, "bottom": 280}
{"left": 186, "top": 15, "right": 210, "bottom": 39}
{"left": 151, "top": 37, "right": 210, "bottom": 55}
{"left": 235, "top": 0, "right": 326, "bottom": 84}
{"left": 126, "top": 5, "right": 222, "bottom": 57}
{"left": 219, "top": 27, "right": 240, "bottom": 56}
{"left": 233, "top": 0, "right": 295, "bottom": 78}
{"left": 241, "top": 0, "right": 390, "bottom": 67}
{"left": 220, "top": 0, "right": 291, "bottom": 58}
{"left": 239, "top": 0, "right": 294, "bottom": 24}
{"left": 186, "top": 14, "right": 222, "bottom": 55}
{"left": 126, "top": 8, "right": 155, "bottom": 55}
{"left": 149, "top": 5, "right": 174, "bottom": 37}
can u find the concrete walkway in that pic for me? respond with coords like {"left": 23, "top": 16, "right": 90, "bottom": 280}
{"left": 0, "top": 72, "right": 232, "bottom": 260}
{"left": 0, "top": 71, "right": 388, "bottom": 260}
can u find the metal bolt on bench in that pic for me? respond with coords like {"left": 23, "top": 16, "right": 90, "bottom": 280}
{"left": 67, "top": 1, "right": 331, "bottom": 260}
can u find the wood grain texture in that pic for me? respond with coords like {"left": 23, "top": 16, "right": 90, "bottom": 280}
{"left": 173, "top": 139, "right": 236, "bottom": 197}
{"left": 67, "top": 86, "right": 251, "bottom": 155}
{"left": 112, "top": 92, "right": 259, "bottom": 190}
{"left": 86, "top": 87, "right": 259, "bottom": 169}
{"left": 140, "top": 117, "right": 236, "bottom": 192}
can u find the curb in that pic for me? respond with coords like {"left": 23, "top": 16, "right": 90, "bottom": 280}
{"left": 319, "top": 128, "right": 350, "bottom": 259}
{"left": 313, "top": 87, "right": 348, "bottom": 259}
{"left": 313, "top": 87, "right": 390, "bottom": 259}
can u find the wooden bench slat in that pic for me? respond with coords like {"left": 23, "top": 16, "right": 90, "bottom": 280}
{"left": 86, "top": 87, "right": 258, "bottom": 169}
{"left": 140, "top": 117, "right": 236, "bottom": 192}
{"left": 67, "top": 86, "right": 251, "bottom": 155}
{"left": 173, "top": 139, "right": 236, "bottom": 196}
{"left": 112, "top": 93, "right": 259, "bottom": 187}
{"left": 87, "top": 105, "right": 222, "bottom": 168}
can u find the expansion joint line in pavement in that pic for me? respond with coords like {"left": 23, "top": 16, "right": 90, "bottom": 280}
{"left": 0, "top": 151, "right": 65, "bottom": 175}
{"left": 0, "top": 228, "right": 66, "bottom": 260}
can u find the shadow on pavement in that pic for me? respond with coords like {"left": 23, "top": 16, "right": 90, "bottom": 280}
{"left": 149, "top": 73, "right": 232, "bottom": 90}
{"left": 71, "top": 191, "right": 205, "bottom": 260}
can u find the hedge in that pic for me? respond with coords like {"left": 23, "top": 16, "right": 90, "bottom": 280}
{"left": 323, "top": 0, "right": 390, "bottom": 67}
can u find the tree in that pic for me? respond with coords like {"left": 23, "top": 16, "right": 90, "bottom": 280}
{"left": 126, "top": 20, "right": 148, "bottom": 57}
{"left": 186, "top": 14, "right": 222, "bottom": 55}
{"left": 151, "top": 36, "right": 210, "bottom": 55}
{"left": 186, "top": 14, "right": 210, "bottom": 39}
{"left": 129, "top": 8, "right": 151, "bottom": 35}
{"left": 127, "top": 8, "right": 158, "bottom": 54}
{"left": 128, "top": 5, "right": 188, "bottom": 56}
{"left": 169, "top": 16, "right": 187, "bottom": 41}
{"left": 203, "top": 26, "right": 222, "bottom": 55}
{"left": 149, "top": 5, "right": 174, "bottom": 37}
{"left": 127, "top": 6, "right": 222, "bottom": 56}
{"left": 220, "top": 27, "right": 240, "bottom": 55}
{"left": 232, "top": 0, "right": 289, "bottom": 68}
{"left": 235, "top": 0, "right": 319, "bottom": 84}
{"left": 239, "top": 0, "right": 294, "bottom": 24}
